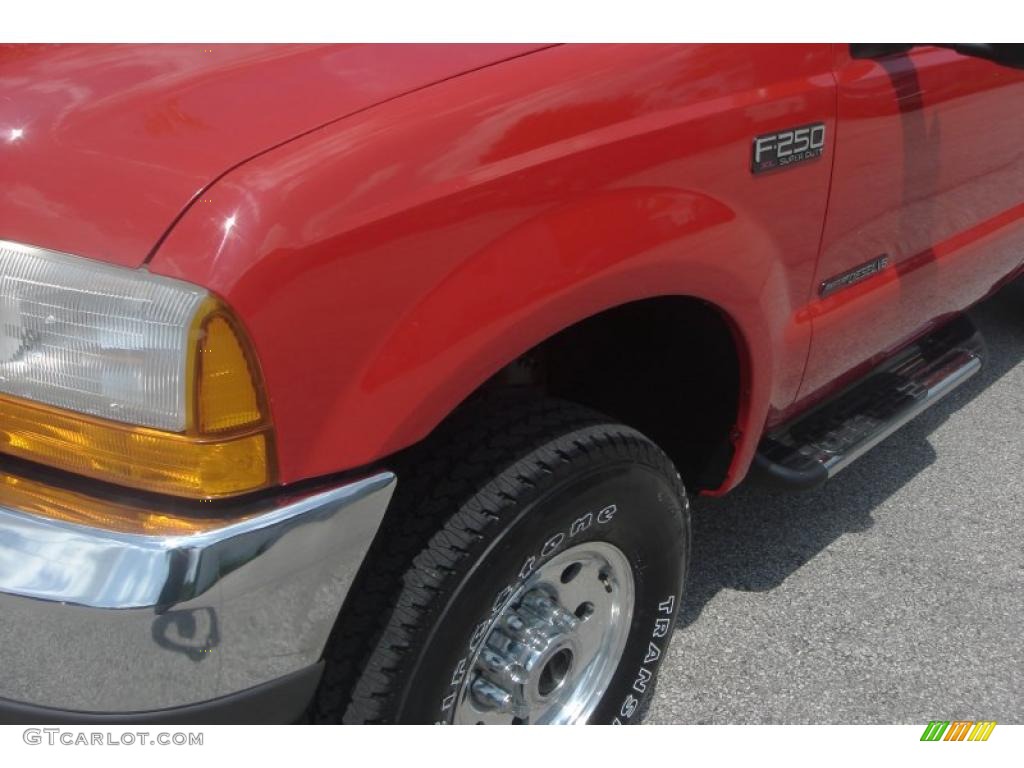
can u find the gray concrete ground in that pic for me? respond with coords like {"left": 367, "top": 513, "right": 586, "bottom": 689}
{"left": 648, "top": 276, "right": 1024, "bottom": 724}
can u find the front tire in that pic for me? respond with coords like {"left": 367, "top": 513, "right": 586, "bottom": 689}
{"left": 322, "top": 396, "right": 689, "bottom": 724}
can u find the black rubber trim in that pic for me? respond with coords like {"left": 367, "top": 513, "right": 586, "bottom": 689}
{"left": 0, "top": 661, "right": 323, "bottom": 725}
{"left": 749, "top": 450, "right": 829, "bottom": 491}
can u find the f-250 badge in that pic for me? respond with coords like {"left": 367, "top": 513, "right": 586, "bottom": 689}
{"left": 751, "top": 123, "right": 826, "bottom": 174}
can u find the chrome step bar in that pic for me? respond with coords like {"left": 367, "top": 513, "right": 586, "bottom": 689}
{"left": 753, "top": 316, "right": 985, "bottom": 490}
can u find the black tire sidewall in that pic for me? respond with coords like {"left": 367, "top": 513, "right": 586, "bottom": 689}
{"left": 395, "top": 458, "right": 688, "bottom": 724}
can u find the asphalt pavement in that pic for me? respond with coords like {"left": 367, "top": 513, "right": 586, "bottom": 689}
{"left": 648, "top": 276, "right": 1024, "bottom": 724}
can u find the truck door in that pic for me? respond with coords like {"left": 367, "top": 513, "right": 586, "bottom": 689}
{"left": 797, "top": 45, "right": 1024, "bottom": 403}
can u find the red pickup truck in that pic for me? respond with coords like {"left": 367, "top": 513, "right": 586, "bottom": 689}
{"left": 1, "top": 43, "right": 1022, "bottom": 725}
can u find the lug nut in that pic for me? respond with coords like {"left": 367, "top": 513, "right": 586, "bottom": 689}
{"left": 521, "top": 590, "right": 579, "bottom": 633}
{"left": 504, "top": 613, "right": 526, "bottom": 635}
{"left": 551, "top": 606, "right": 579, "bottom": 633}
{"left": 471, "top": 677, "right": 514, "bottom": 712}
{"left": 486, "top": 629, "right": 516, "bottom": 655}
{"left": 520, "top": 590, "right": 557, "bottom": 616}
{"left": 479, "top": 647, "right": 528, "bottom": 685}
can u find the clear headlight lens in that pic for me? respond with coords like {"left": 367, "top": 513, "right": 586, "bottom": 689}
{"left": 0, "top": 241, "right": 205, "bottom": 431}
{"left": 0, "top": 241, "right": 273, "bottom": 499}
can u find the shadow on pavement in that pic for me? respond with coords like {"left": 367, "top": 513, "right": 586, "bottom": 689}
{"left": 677, "top": 275, "right": 1024, "bottom": 630}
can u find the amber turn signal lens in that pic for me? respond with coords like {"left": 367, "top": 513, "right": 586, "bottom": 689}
{"left": 0, "top": 297, "right": 274, "bottom": 499}
{"left": 0, "top": 393, "right": 271, "bottom": 499}
{"left": 0, "top": 470, "right": 245, "bottom": 535}
{"left": 196, "top": 313, "right": 266, "bottom": 434}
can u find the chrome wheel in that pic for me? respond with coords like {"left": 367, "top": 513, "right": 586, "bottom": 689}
{"left": 452, "top": 541, "right": 634, "bottom": 724}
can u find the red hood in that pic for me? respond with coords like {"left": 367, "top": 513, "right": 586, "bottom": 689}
{"left": 0, "top": 44, "right": 544, "bottom": 267}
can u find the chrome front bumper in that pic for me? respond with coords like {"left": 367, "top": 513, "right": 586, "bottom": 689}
{"left": 0, "top": 471, "right": 395, "bottom": 717}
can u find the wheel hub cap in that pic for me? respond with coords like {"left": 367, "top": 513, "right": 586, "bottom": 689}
{"left": 453, "top": 541, "right": 634, "bottom": 724}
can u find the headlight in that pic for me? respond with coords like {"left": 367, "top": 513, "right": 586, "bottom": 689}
{"left": 0, "top": 240, "right": 273, "bottom": 499}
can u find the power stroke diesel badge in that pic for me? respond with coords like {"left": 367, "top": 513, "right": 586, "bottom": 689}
{"left": 751, "top": 122, "right": 826, "bottom": 174}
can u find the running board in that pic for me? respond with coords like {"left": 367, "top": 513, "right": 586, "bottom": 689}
{"left": 753, "top": 316, "right": 985, "bottom": 490}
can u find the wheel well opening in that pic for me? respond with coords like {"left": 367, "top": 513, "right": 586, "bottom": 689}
{"left": 318, "top": 296, "right": 742, "bottom": 716}
{"left": 488, "top": 296, "right": 742, "bottom": 491}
